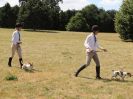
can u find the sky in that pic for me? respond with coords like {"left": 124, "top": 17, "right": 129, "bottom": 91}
{"left": 0, "top": 0, "right": 123, "bottom": 11}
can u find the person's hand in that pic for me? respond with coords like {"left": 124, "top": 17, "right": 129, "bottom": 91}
{"left": 16, "top": 43, "right": 20, "bottom": 49}
{"left": 102, "top": 49, "right": 107, "bottom": 52}
{"left": 18, "top": 41, "right": 22, "bottom": 44}
{"left": 86, "top": 48, "right": 94, "bottom": 52}
{"left": 90, "top": 50, "right": 96, "bottom": 53}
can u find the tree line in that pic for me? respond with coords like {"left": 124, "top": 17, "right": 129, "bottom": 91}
{"left": 0, "top": 0, "right": 116, "bottom": 32}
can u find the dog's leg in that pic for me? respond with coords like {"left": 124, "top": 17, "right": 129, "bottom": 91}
{"left": 122, "top": 77, "right": 124, "bottom": 81}
{"left": 111, "top": 76, "right": 115, "bottom": 80}
{"left": 111, "top": 76, "right": 113, "bottom": 80}
{"left": 116, "top": 76, "right": 120, "bottom": 81}
{"left": 122, "top": 76, "right": 125, "bottom": 81}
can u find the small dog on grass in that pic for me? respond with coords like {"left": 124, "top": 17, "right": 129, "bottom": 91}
{"left": 112, "top": 70, "right": 132, "bottom": 81}
{"left": 22, "top": 62, "right": 33, "bottom": 71}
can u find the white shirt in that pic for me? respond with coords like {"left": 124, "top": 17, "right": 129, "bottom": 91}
{"left": 12, "top": 30, "right": 21, "bottom": 45}
{"left": 84, "top": 33, "right": 102, "bottom": 52}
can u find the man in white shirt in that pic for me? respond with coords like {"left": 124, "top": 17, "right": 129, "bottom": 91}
{"left": 8, "top": 23, "right": 23, "bottom": 68}
{"left": 75, "top": 25, "right": 107, "bottom": 79}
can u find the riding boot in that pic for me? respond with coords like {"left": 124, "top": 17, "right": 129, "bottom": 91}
{"left": 8, "top": 57, "right": 12, "bottom": 67}
{"left": 75, "top": 64, "right": 87, "bottom": 77}
{"left": 19, "top": 58, "right": 23, "bottom": 68}
{"left": 96, "top": 66, "right": 102, "bottom": 79}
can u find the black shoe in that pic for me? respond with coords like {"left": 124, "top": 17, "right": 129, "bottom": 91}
{"left": 75, "top": 64, "right": 86, "bottom": 77}
{"left": 75, "top": 72, "right": 78, "bottom": 77}
{"left": 8, "top": 57, "right": 12, "bottom": 67}
{"left": 96, "top": 76, "right": 102, "bottom": 79}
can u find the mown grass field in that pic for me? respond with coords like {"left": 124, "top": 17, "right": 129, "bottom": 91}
{"left": 0, "top": 28, "right": 133, "bottom": 99}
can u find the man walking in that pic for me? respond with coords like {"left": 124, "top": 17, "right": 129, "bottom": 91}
{"left": 75, "top": 25, "right": 107, "bottom": 79}
{"left": 8, "top": 23, "right": 23, "bottom": 68}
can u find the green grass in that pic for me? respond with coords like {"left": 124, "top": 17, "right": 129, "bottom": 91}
{"left": 5, "top": 73, "right": 18, "bottom": 81}
{"left": 0, "top": 28, "right": 133, "bottom": 99}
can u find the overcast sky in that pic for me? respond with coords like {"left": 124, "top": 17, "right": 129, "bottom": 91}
{"left": 0, "top": 0, "right": 123, "bottom": 11}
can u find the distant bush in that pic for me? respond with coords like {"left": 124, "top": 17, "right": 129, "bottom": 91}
{"left": 115, "top": 0, "right": 133, "bottom": 41}
{"left": 5, "top": 73, "right": 18, "bottom": 81}
{"left": 66, "top": 12, "right": 89, "bottom": 32}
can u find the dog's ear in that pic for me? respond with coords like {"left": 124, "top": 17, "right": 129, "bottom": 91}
{"left": 127, "top": 73, "right": 132, "bottom": 77}
{"left": 30, "top": 62, "right": 33, "bottom": 66}
{"left": 116, "top": 72, "right": 119, "bottom": 75}
{"left": 28, "top": 62, "right": 32, "bottom": 65}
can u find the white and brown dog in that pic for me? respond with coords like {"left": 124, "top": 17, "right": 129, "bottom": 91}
{"left": 112, "top": 70, "right": 132, "bottom": 80}
{"left": 22, "top": 63, "right": 33, "bottom": 71}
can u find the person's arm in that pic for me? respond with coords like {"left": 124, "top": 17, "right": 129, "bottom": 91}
{"left": 96, "top": 42, "right": 107, "bottom": 52}
{"left": 84, "top": 36, "right": 93, "bottom": 52}
{"left": 12, "top": 32, "right": 18, "bottom": 45}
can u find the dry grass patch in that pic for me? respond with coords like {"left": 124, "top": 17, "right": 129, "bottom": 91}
{"left": 0, "top": 28, "right": 133, "bottom": 99}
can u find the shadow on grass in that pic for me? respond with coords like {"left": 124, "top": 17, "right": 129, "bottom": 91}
{"left": 78, "top": 76, "right": 133, "bottom": 83}
{"left": 32, "top": 68, "right": 42, "bottom": 72}
{"left": 110, "top": 79, "right": 133, "bottom": 83}
{"left": 23, "top": 68, "right": 42, "bottom": 73}
{"left": 78, "top": 76, "right": 112, "bottom": 82}
{"left": 123, "top": 40, "right": 133, "bottom": 42}
{"left": 14, "top": 67, "right": 42, "bottom": 73}
{"left": 24, "top": 29, "right": 59, "bottom": 33}
{"left": 78, "top": 76, "right": 94, "bottom": 80}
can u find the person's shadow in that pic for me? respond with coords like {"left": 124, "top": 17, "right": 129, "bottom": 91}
{"left": 78, "top": 75, "right": 133, "bottom": 83}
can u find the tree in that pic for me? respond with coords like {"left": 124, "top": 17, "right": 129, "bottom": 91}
{"left": 106, "top": 10, "right": 117, "bottom": 32}
{"left": 19, "top": 0, "right": 27, "bottom": 6}
{"left": 42, "top": 0, "right": 63, "bottom": 29}
{"left": 98, "top": 9, "right": 116, "bottom": 32}
{"left": 18, "top": 0, "right": 49, "bottom": 30}
{"left": 18, "top": 0, "right": 63, "bottom": 30}
{"left": 115, "top": 0, "right": 133, "bottom": 41}
{"left": 11, "top": 5, "right": 19, "bottom": 26}
{"left": 81, "top": 4, "right": 99, "bottom": 31}
{"left": 66, "top": 12, "right": 89, "bottom": 32}
{"left": 59, "top": 10, "right": 77, "bottom": 30}
{"left": 0, "top": 3, "right": 19, "bottom": 28}
{"left": 81, "top": 4, "right": 117, "bottom": 32}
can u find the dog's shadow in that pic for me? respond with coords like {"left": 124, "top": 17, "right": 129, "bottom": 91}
{"left": 14, "top": 67, "right": 42, "bottom": 73}
{"left": 23, "top": 69, "right": 34, "bottom": 73}
{"left": 78, "top": 76, "right": 133, "bottom": 83}
{"left": 23, "top": 69, "right": 42, "bottom": 73}
{"left": 112, "top": 79, "right": 133, "bottom": 83}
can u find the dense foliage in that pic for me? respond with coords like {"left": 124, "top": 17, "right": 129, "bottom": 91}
{"left": 66, "top": 4, "right": 116, "bottom": 32}
{"left": 0, "top": 1, "right": 116, "bottom": 32}
{"left": 115, "top": 0, "right": 133, "bottom": 40}
{"left": 66, "top": 12, "right": 89, "bottom": 32}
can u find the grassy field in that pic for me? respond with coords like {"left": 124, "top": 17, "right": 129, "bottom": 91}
{"left": 0, "top": 28, "right": 133, "bottom": 99}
